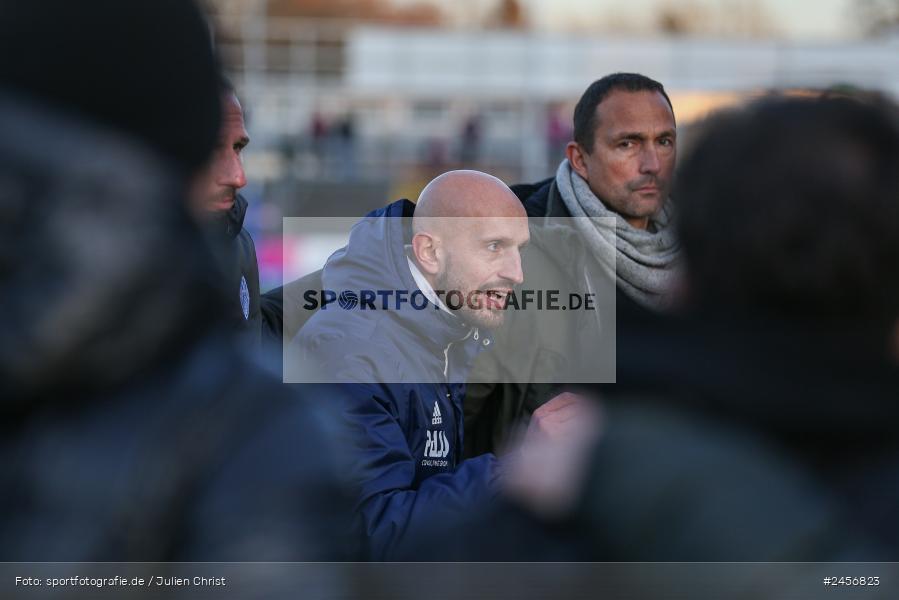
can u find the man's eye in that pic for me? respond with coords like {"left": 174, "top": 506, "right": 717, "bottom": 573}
{"left": 487, "top": 242, "right": 499, "bottom": 251}
{"left": 618, "top": 141, "right": 633, "bottom": 149}
{"left": 659, "top": 138, "right": 673, "bottom": 147}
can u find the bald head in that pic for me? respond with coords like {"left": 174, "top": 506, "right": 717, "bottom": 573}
{"left": 413, "top": 170, "right": 525, "bottom": 234}
{"left": 410, "top": 170, "right": 530, "bottom": 330}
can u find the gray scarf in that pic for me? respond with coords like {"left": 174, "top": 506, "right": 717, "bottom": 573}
{"left": 555, "top": 159, "right": 679, "bottom": 309}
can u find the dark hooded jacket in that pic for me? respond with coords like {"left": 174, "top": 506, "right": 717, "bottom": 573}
{"left": 429, "top": 311, "right": 899, "bottom": 563}
{"left": 575, "top": 311, "right": 899, "bottom": 561}
{"left": 513, "top": 176, "right": 568, "bottom": 219}
{"left": 203, "top": 193, "right": 264, "bottom": 349}
{"left": 0, "top": 93, "right": 355, "bottom": 561}
{"left": 294, "top": 199, "right": 500, "bottom": 560}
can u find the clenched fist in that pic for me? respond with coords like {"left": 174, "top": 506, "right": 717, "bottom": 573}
{"left": 503, "top": 392, "right": 603, "bottom": 518}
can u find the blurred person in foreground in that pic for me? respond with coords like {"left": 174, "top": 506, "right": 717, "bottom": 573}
{"left": 293, "top": 170, "right": 594, "bottom": 559}
{"left": 0, "top": 0, "right": 354, "bottom": 561}
{"left": 465, "top": 73, "right": 680, "bottom": 457}
{"left": 456, "top": 93, "right": 899, "bottom": 562}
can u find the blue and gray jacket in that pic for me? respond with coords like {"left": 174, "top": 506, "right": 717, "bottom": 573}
{"left": 296, "top": 199, "right": 500, "bottom": 559}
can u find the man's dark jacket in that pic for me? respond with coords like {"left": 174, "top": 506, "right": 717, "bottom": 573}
{"left": 294, "top": 199, "right": 500, "bottom": 560}
{"left": 205, "top": 193, "right": 264, "bottom": 348}
{"left": 512, "top": 176, "right": 569, "bottom": 219}
{"left": 424, "top": 310, "right": 899, "bottom": 563}
{"left": 0, "top": 94, "right": 355, "bottom": 561}
{"left": 573, "top": 311, "right": 899, "bottom": 561}
{"left": 464, "top": 177, "right": 650, "bottom": 457}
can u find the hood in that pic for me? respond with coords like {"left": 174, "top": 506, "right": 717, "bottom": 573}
{"left": 324, "top": 199, "right": 485, "bottom": 346}
{"left": 0, "top": 90, "right": 227, "bottom": 411}
{"left": 320, "top": 199, "right": 419, "bottom": 298}
{"left": 305, "top": 199, "right": 492, "bottom": 382}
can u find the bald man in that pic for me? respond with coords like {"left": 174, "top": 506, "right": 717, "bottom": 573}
{"left": 294, "top": 170, "right": 530, "bottom": 559}
{"left": 410, "top": 171, "right": 530, "bottom": 330}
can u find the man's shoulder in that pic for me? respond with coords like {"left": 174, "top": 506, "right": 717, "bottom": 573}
{"left": 294, "top": 313, "right": 412, "bottom": 384}
{"left": 510, "top": 177, "right": 553, "bottom": 204}
{"left": 510, "top": 177, "right": 571, "bottom": 219}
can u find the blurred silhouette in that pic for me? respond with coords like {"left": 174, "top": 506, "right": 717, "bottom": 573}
{"left": 459, "top": 114, "right": 482, "bottom": 165}
{"left": 572, "top": 93, "right": 899, "bottom": 561}
{"left": 457, "top": 93, "right": 899, "bottom": 562}
{"left": 545, "top": 105, "right": 571, "bottom": 171}
{"left": 0, "top": 0, "right": 354, "bottom": 561}
{"left": 425, "top": 137, "right": 450, "bottom": 175}
{"left": 311, "top": 111, "right": 329, "bottom": 166}
{"left": 331, "top": 114, "right": 358, "bottom": 180}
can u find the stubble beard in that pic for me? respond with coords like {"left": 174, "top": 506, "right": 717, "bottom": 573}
{"left": 435, "top": 266, "right": 506, "bottom": 331}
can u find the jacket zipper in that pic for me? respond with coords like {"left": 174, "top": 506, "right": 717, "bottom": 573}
{"left": 443, "top": 327, "right": 475, "bottom": 468}
{"left": 443, "top": 327, "right": 474, "bottom": 379}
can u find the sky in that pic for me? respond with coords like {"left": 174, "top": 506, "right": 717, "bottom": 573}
{"left": 394, "top": 0, "right": 859, "bottom": 40}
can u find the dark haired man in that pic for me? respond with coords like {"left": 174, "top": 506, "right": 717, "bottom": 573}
{"left": 520, "top": 72, "right": 678, "bottom": 304}
{"left": 465, "top": 73, "right": 680, "bottom": 457}
{"left": 191, "top": 81, "right": 270, "bottom": 349}
{"left": 437, "top": 93, "right": 899, "bottom": 566}
{"left": 565, "top": 93, "right": 899, "bottom": 561}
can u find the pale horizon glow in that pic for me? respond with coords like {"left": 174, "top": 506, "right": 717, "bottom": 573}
{"left": 390, "top": 0, "right": 859, "bottom": 41}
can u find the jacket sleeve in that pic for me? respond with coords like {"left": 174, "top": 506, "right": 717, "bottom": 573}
{"left": 260, "top": 268, "right": 324, "bottom": 346}
{"left": 339, "top": 380, "right": 500, "bottom": 560}
{"left": 259, "top": 286, "right": 283, "bottom": 344}
{"left": 182, "top": 384, "right": 360, "bottom": 561}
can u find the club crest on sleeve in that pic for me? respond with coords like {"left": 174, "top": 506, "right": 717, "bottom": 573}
{"left": 239, "top": 275, "right": 250, "bottom": 320}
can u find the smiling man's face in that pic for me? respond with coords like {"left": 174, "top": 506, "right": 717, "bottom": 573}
{"left": 568, "top": 89, "right": 676, "bottom": 229}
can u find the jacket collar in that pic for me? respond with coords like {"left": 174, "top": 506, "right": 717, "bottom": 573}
{"left": 406, "top": 252, "right": 453, "bottom": 316}
{"left": 223, "top": 193, "right": 248, "bottom": 239}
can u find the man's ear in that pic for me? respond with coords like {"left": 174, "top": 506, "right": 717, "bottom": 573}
{"left": 566, "top": 141, "right": 590, "bottom": 181}
{"left": 411, "top": 232, "right": 440, "bottom": 276}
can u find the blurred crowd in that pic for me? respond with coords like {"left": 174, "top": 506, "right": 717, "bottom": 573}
{"left": 2, "top": 0, "right": 898, "bottom": 575}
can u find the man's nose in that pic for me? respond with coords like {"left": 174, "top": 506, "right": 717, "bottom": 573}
{"left": 224, "top": 154, "right": 247, "bottom": 189}
{"left": 639, "top": 145, "right": 661, "bottom": 174}
{"left": 500, "top": 250, "right": 525, "bottom": 286}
